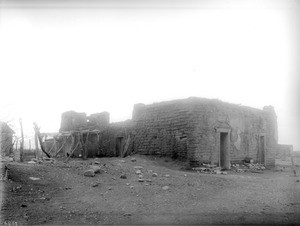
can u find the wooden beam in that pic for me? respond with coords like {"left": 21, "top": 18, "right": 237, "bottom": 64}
{"left": 65, "top": 136, "right": 80, "bottom": 162}
{"left": 122, "top": 135, "right": 131, "bottom": 158}
{"left": 19, "top": 118, "right": 24, "bottom": 162}
{"left": 55, "top": 138, "right": 66, "bottom": 157}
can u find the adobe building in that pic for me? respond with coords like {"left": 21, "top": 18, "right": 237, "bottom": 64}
{"left": 52, "top": 97, "right": 284, "bottom": 168}
{"left": 132, "top": 97, "right": 278, "bottom": 168}
{"left": 0, "top": 121, "right": 14, "bottom": 156}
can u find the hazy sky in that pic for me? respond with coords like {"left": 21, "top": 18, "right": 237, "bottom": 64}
{"left": 0, "top": 0, "right": 299, "bottom": 150}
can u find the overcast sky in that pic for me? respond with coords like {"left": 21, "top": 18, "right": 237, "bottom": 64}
{"left": 0, "top": 0, "right": 299, "bottom": 150}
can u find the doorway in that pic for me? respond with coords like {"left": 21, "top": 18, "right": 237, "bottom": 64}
{"left": 220, "top": 132, "right": 230, "bottom": 169}
{"left": 258, "top": 135, "right": 266, "bottom": 165}
{"left": 115, "top": 137, "right": 125, "bottom": 157}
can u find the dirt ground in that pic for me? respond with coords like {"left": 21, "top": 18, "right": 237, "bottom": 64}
{"left": 1, "top": 154, "right": 300, "bottom": 225}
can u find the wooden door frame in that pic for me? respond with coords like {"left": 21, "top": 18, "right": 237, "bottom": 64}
{"left": 258, "top": 134, "right": 266, "bottom": 165}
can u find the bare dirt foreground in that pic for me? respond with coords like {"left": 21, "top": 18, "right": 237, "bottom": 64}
{"left": 1, "top": 155, "right": 300, "bottom": 225}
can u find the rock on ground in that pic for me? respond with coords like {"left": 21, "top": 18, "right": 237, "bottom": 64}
{"left": 84, "top": 170, "right": 95, "bottom": 177}
{"left": 89, "top": 165, "right": 102, "bottom": 174}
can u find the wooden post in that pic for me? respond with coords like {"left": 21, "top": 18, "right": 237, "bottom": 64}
{"left": 80, "top": 133, "right": 86, "bottom": 160}
{"left": 79, "top": 132, "right": 88, "bottom": 160}
{"left": 19, "top": 118, "right": 24, "bottom": 162}
{"left": 15, "top": 139, "right": 18, "bottom": 151}
{"left": 34, "top": 133, "right": 39, "bottom": 158}
{"left": 33, "top": 122, "right": 51, "bottom": 158}
{"left": 291, "top": 154, "right": 297, "bottom": 177}
{"left": 53, "top": 138, "right": 57, "bottom": 156}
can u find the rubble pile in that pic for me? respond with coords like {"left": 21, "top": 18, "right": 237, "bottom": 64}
{"left": 28, "top": 157, "right": 56, "bottom": 164}
{"left": 192, "top": 164, "right": 226, "bottom": 175}
{"left": 192, "top": 162, "right": 266, "bottom": 174}
{"left": 231, "top": 163, "right": 266, "bottom": 172}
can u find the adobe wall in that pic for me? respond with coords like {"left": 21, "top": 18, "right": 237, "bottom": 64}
{"left": 0, "top": 133, "right": 13, "bottom": 156}
{"left": 98, "top": 120, "right": 133, "bottom": 157}
{"left": 58, "top": 110, "right": 111, "bottom": 157}
{"left": 132, "top": 99, "right": 197, "bottom": 160}
{"left": 87, "top": 112, "right": 110, "bottom": 129}
{"left": 57, "top": 120, "right": 133, "bottom": 158}
{"left": 56, "top": 98, "right": 279, "bottom": 166}
{"left": 60, "top": 111, "right": 110, "bottom": 132}
{"left": 132, "top": 97, "right": 278, "bottom": 167}
{"left": 60, "top": 111, "right": 87, "bottom": 132}
{"left": 190, "top": 100, "right": 278, "bottom": 166}
{"left": 0, "top": 122, "right": 14, "bottom": 156}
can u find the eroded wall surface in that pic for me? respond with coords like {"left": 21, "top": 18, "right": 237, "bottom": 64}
{"left": 132, "top": 99, "right": 197, "bottom": 161}
{"left": 132, "top": 97, "right": 278, "bottom": 166}
{"left": 56, "top": 98, "right": 279, "bottom": 166}
{"left": 191, "top": 101, "right": 278, "bottom": 166}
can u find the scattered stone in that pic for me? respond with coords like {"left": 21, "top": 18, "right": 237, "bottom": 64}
{"left": 130, "top": 186, "right": 134, "bottom": 189}
{"left": 120, "top": 160, "right": 126, "bottom": 163}
{"left": 29, "top": 177, "right": 40, "bottom": 181}
{"left": 148, "top": 170, "right": 153, "bottom": 173}
{"left": 221, "top": 171, "right": 227, "bottom": 175}
{"left": 135, "top": 170, "right": 142, "bottom": 174}
{"left": 165, "top": 174, "right": 170, "bottom": 178}
{"left": 134, "top": 166, "right": 143, "bottom": 169}
{"left": 64, "top": 187, "right": 72, "bottom": 190}
{"left": 152, "top": 173, "right": 158, "bottom": 177}
{"left": 138, "top": 178, "right": 144, "bottom": 182}
{"left": 138, "top": 174, "right": 143, "bottom": 178}
{"left": 131, "top": 158, "right": 136, "bottom": 162}
{"left": 84, "top": 170, "right": 95, "bottom": 177}
{"left": 21, "top": 204, "right": 27, "bottom": 208}
{"left": 251, "top": 170, "right": 264, "bottom": 174}
{"left": 123, "top": 213, "right": 132, "bottom": 216}
{"left": 214, "top": 170, "right": 222, "bottom": 175}
{"left": 92, "top": 183, "right": 100, "bottom": 187}
{"left": 108, "top": 187, "right": 112, "bottom": 190}
{"left": 145, "top": 179, "right": 152, "bottom": 182}
{"left": 120, "top": 173, "right": 127, "bottom": 179}
{"left": 145, "top": 184, "right": 149, "bottom": 186}
{"left": 27, "top": 161, "right": 36, "bottom": 164}
{"left": 126, "top": 183, "right": 130, "bottom": 186}
{"left": 162, "top": 186, "right": 170, "bottom": 190}
{"left": 94, "top": 161, "right": 100, "bottom": 165}
{"left": 184, "top": 174, "right": 187, "bottom": 177}
{"left": 89, "top": 165, "right": 102, "bottom": 174}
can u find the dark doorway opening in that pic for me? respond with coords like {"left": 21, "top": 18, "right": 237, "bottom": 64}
{"left": 258, "top": 136, "right": 266, "bottom": 165}
{"left": 115, "top": 137, "right": 125, "bottom": 157}
{"left": 220, "top": 132, "right": 230, "bottom": 169}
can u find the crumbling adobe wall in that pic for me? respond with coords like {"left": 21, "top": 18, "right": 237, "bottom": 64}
{"left": 0, "top": 133, "right": 13, "bottom": 156}
{"left": 132, "top": 99, "right": 197, "bottom": 160}
{"left": 60, "top": 111, "right": 87, "bottom": 132}
{"left": 190, "top": 99, "right": 278, "bottom": 166}
{"left": 58, "top": 110, "right": 111, "bottom": 157}
{"left": 98, "top": 120, "right": 133, "bottom": 157}
{"left": 88, "top": 112, "right": 110, "bottom": 129}
{"left": 132, "top": 97, "right": 278, "bottom": 167}
{"left": 0, "top": 122, "right": 14, "bottom": 156}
